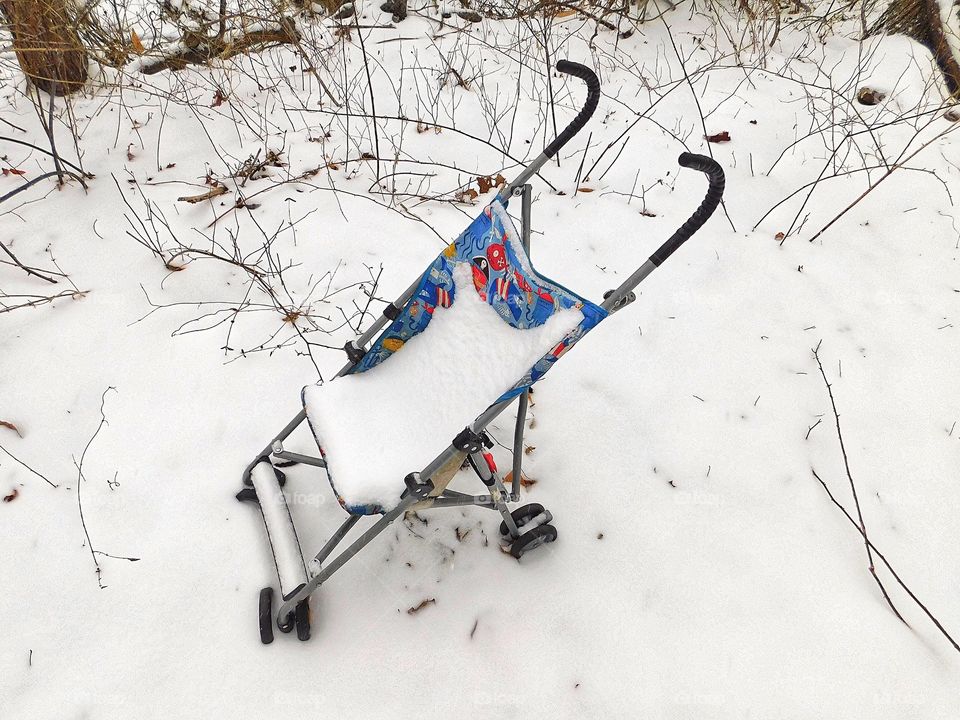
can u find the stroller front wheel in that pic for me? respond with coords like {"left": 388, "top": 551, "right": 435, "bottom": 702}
{"left": 499, "top": 503, "right": 552, "bottom": 538}
{"left": 510, "top": 524, "right": 558, "bottom": 559}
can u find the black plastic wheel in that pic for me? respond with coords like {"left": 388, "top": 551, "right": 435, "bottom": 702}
{"left": 499, "top": 503, "right": 549, "bottom": 537}
{"left": 258, "top": 587, "right": 275, "bottom": 645}
{"left": 295, "top": 599, "right": 311, "bottom": 642}
{"left": 510, "top": 524, "right": 558, "bottom": 559}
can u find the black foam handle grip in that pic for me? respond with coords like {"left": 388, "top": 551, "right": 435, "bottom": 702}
{"left": 649, "top": 153, "right": 725, "bottom": 267}
{"left": 543, "top": 61, "right": 601, "bottom": 159}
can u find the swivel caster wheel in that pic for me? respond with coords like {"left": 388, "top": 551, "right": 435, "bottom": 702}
{"left": 499, "top": 503, "right": 552, "bottom": 538}
{"left": 509, "top": 524, "right": 558, "bottom": 559}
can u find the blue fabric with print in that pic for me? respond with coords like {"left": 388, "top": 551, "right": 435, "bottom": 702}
{"left": 352, "top": 198, "right": 607, "bottom": 402}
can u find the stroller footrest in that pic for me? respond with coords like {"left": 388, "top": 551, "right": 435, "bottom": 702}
{"left": 249, "top": 461, "right": 308, "bottom": 596}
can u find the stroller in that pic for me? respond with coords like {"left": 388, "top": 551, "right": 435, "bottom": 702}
{"left": 238, "top": 61, "right": 725, "bottom": 643}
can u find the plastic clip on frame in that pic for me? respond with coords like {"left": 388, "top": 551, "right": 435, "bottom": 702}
{"left": 238, "top": 61, "right": 727, "bottom": 643}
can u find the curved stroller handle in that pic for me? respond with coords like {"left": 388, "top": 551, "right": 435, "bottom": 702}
{"left": 544, "top": 61, "right": 601, "bottom": 159}
{"left": 600, "top": 153, "right": 725, "bottom": 312}
{"left": 500, "top": 60, "right": 600, "bottom": 199}
{"left": 649, "top": 153, "right": 726, "bottom": 267}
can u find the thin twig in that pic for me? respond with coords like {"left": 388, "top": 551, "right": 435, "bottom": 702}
{"left": 74, "top": 387, "right": 117, "bottom": 589}
{"left": 0, "top": 241, "right": 59, "bottom": 284}
{"left": 809, "top": 122, "right": 960, "bottom": 242}
{"left": 811, "top": 469, "right": 960, "bottom": 653}
{"left": 0, "top": 442, "right": 57, "bottom": 488}
{"left": 813, "top": 341, "right": 905, "bottom": 623}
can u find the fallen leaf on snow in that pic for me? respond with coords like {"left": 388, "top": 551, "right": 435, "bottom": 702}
{"left": 211, "top": 88, "right": 229, "bottom": 107}
{"left": 455, "top": 188, "right": 479, "bottom": 203}
{"left": 503, "top": 470, "right": 538, "bottom": 488}
{"left": 3, "top": 488, "right": 18, "bottom": 503}
{"left": 407, "top": 598, "right": 436, "bottom": 614}
{"left": 705, "top": 131, "right": 731, "bottom": 143}
{"left": 856, "top": 87, "right": 885, "bottom": 106}
{"left": 0, "top": 420, "right": 22, "bottom": 437}
{"left": 476, "top": 174, "right": 506, "bottom": 194}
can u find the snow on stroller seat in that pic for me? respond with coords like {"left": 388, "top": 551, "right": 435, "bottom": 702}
{"left": 303, "top": 200, "right": 606, "bottom": 515}
{"left": 238, "top": 61, "right": 726, "bottom": 644}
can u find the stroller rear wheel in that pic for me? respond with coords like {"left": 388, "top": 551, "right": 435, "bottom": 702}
{"left": 258, "top": 587, "right": 274, "bottom": 644}
{"left": 295, "top": 599, "right": 311, "bottom": 641}
{"left": 509, "top": 524, "right": 558, "bottom": 559}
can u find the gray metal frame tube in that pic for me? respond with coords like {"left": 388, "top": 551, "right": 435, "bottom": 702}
{"left": 276, "top": 493, "right": 420, "bottom": 620}
{"left": 600, "top": 259, "right": 656, "bottom": 313}
{"left": 242, "top": 409, "right": 307, "bottom": 483}
{"left": 313, "top": 514, "right": 361, "bottom": 565}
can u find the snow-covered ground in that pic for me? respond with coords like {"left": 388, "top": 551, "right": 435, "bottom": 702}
{"left": 3, "top": 4, "right": 960, "bottom": 718}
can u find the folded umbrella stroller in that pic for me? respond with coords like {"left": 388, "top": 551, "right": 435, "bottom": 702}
{"left": 238, "top": 61, "right": 725, "bottom": 643}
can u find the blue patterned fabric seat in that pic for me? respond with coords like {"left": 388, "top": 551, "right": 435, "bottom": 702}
{"left": 354, "top": 199, "right": 607, "bottom": 398}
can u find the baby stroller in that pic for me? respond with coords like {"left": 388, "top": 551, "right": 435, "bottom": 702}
{"left": 238, "top": 61, "right": 725, "bottom": 643}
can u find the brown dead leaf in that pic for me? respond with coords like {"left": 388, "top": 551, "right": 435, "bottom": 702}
{"left": 360, "top": 152, "right": 377, "bottom": 160}
{"left": 705, "top": 131, "right": 731, "bottom": 143}
{"left": 0, "top": 420, "right": 22, "bottom": 437}
{"left": 856, "top": 87, "right": 885, "bottom": 106}
{"left": 775, "top": 232, "right": 785, "bottom": 242}
{"left": 211, "top": 88, "right": 229, "bottom": 107}
{"left": 407, "top": 598, "right": 436, "bottom": 614}
{"left": 476, "top": 174, "right": 507, "bottom": 194}
{"left": 2, "top": 167, "right": 26, "bottom": 176}
{"left": 523, "top": 445, "right": 536, "bottom": 455}
{"left": 3, "top": 488, "right": 18, "bottom": 503}
{"left": 178, "top": 185, "right": 228, "bottom": 204}
{"left": 503, "top": 470, "right": 538, "bottom": 489}
{"left": 455, "top": 188, "right": 479, "bottom": 204}
{"left": 131, "top": 30, "right": 145, "bottom": 54}
{"left": 577, "top": 186, "right": 595, "bottom": 193}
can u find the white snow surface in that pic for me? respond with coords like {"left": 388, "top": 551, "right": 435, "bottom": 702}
{"left": 3, "top": 7, "right": 960, "bottom": 720}
{"left": 305, "top": 263, "right": 582, "bottom": 510}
